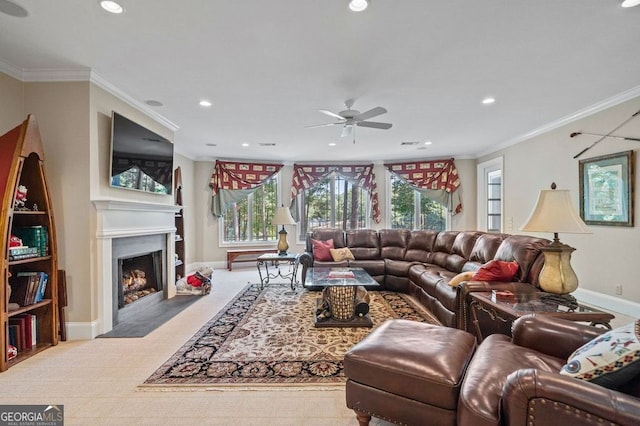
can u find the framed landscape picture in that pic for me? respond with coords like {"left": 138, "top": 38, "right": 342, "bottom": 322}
{"left": 579, "top": 150, "right": 634, "bottom": 226}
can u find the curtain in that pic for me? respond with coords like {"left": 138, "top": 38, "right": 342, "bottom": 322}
{"left": 384, "top": 158, "right": 462, "bottom": 214}
{"left": 210, "top": 160, "right": 283, "bottom": 216}
{"left": 289, "top": 163, "right": 381, "bottom": 223}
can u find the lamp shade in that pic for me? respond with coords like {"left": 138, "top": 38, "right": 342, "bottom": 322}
{"left": 272, "top": 206, "right": 296, "bottom": 226}
{"left": 521, "top": 188, "right": 591, "bottom": 234}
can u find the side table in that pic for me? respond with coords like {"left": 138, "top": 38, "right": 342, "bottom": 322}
{"left": 256, "top": 252, "right": 301, "bottom": 291}
{"left": 469, "top": 291, "right": 614, "bottom": 342}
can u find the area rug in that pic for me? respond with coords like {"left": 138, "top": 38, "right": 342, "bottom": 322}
{"left": 140, "top": 283, "right": 439, "bottom": 389}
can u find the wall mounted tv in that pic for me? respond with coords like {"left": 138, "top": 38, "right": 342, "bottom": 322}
{"left": 109, "top": 111, "right": 174, "bottom": 195}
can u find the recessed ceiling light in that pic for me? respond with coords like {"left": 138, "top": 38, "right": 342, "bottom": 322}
{"left": 424, "top": 141, "right": 432, "bottom": 145}
{"left": 329, "top": 142, "right": 337, "bottom": 146}
{"left": 482, "top": 97, "right": 496, "bottom": 105}
{"left": 0, "top": 0, "right": 29, "bottom": 17}
{"left": 99, "top": 1, "right": 124, "bottom": 14}
{"left": 145, "top": 100, "right": 163, "bottom": 107}
{"left": 241, "top": 143, "right": 250, "bottom": 147}
{"left": 622, "top": 0, "right": 640, "bottom": 7}
{"left": 199, "top": 100, "right": 212, "bottom": 107}
{"left": 349, "top": 0, "right": 368, "bottom": 12}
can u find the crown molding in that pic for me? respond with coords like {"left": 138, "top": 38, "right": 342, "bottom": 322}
{"left": 22, "top": 67, "right": 92, "bottom": 81}
{"left": 477, "top": 84, "right": 640, "bottom": 158}
{"left": 89, "top": 71, "right": 179, "bottom": 132}
{"left": 0, "top": 57, "right": 179, "bottom": 132}
{"left": 0, "top": 57, "right": 23, "bottom": 80}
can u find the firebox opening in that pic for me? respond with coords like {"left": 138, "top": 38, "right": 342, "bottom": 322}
{"left": 118, "top": 251, "right": 163, "bottom": 309}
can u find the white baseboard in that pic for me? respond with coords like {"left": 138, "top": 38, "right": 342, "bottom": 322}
{"left": 574, "top": 288, "right": 640, "bottom": 318}
{"left": 65, "top": 321, "right": 101, "bottom": 340}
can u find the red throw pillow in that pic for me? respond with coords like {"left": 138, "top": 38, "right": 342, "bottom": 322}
{"left": 312, "top": 239, "right": 334, "bottom": 261}
{"left": 471, "top": 260, "right": 519, "bottom": 282}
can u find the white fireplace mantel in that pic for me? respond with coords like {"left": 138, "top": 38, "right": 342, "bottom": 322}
{"left": 92, "top": 199, "right": 181, "bottom": 336}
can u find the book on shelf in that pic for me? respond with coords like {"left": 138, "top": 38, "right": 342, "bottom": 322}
{"left": 13, "top": 225, "right": 49, "bottom": 257}
{"left": 9, "top": 271, "right": 48, "bottom": 306}
{"left": 8, "top": 315, "right": 32, "bottom": 350}
{"left": 9, "top": 245, "right": 39, "bottom": 260}
{"left": 328, "top": 270, "right": 355, "bottom": 279}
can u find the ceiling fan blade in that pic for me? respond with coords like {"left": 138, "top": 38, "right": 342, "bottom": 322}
{"left": 319, "top": 109, "right": 346, "bottom": 120}
{"left": 357, "top": 121, "right": 392, "bottom": 129}
{"left": 305, "top": 122, "right": 342, "bottom": 128}
{"left": 341, "top": 124, "right": 353, "bottom": 138}
{"left": 355, "top": 106, "right": 387, "bottom": 121}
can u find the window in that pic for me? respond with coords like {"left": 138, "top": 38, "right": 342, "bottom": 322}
{"left": 298, "top": 173, "right": 369, "bottom": 239}
{"left": 389, "top": 174, "right": 447, "bottom": 231}
{"left": 477, "top": 157, "right": 503, "bottom": 232}
{"left": 221, "top": 177, "right": 279, "bottom": 243}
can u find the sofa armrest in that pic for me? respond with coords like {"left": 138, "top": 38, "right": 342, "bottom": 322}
{"left": 511, "top": 314, "right": 605, "bottom": 360}
{"left": 502, "top": 368, "right": 640, "bottom": 426}
{"left": 299, "top": 252, "right": 313, "bottom": 285}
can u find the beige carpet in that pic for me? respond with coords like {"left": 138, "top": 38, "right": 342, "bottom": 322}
{"left": 141, "top": 283, "right": 439, "bottom": 389}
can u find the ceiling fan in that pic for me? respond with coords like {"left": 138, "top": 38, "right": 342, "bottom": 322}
{"left": 307, "top": 99, "right": 392, "bottom": 140}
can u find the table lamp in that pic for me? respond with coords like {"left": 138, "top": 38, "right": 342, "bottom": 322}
{"left": 272, "top": 205, "right": 296, "bottom": 255}
{"left": 520, "top": 183, "right": 591, "bottom": 295}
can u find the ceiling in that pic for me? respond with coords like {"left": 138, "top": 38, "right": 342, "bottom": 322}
{"left": 1, "top": 1, "right": 639, "bottom": 162}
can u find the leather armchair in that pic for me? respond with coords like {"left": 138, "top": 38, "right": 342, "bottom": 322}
{"left": 458, "top": 314, "right": 640, "bottom": 426}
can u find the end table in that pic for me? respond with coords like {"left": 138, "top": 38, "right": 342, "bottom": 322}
{"left": 256, "top": 252, "right": 301, "bottom": 291}
{"left": 469, "top": 291, "right": 614, "bottom": 342}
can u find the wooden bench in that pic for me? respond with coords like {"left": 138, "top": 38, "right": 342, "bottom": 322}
{"left": 227, "top": 248, "right": 277, "bottom": 271}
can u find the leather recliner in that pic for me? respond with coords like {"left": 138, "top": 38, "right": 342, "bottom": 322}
{"left": 344, "top": 314, "right": 640, "bottom": 425}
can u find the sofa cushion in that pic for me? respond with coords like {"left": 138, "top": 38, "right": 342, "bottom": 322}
{"left": 560, "top": 319, "right": 640, "bottom": 390}
{"left": 330, "top": 247, "right": 354, "bottom": 262}
{"left": 346, "top": 229, "right": 380, "bottom": 260}
{"left": 405, "top": 230, "right": 437, "bottom": 263}
{"left": 306, "top": 228, "right": 345, "bottom": 251}
{"left": 379, "top": 229, "right": 410, "bottom": 260}
{"left": 494, "top": 235, "right": 549, "bottom": 283}
{"left": 312, "top": 238, "right": 334, "bottom": 261}
{"left": 471, "top": 260, "right": 519, "bottom": 282}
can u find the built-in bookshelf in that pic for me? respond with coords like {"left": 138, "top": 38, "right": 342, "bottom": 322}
{"left": 0, "top": 115, "right": 58, "bottom": 372}
{"left": 174, "top": 166, "right": 185, "bottom": 280}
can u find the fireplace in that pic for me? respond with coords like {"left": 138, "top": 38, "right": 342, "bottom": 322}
{"left": 93, "top": 200, "right": 180, "bottom": 337}
{"left": 118, "top": 250, "right": 163, "bottom": 308}
{"left": 111, "top": 233, "right": 168, "bottom": 326}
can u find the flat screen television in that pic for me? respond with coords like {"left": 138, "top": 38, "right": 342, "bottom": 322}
{"left": 109, "top": 111, "right": 174, "bottom": 195}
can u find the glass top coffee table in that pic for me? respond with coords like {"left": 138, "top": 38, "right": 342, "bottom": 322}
{"left": 306, "top": 267, "right": 380, "bottom": 328}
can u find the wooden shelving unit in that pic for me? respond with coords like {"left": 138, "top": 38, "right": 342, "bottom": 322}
{"left": 174, "top": 166, "right": 185, "bottom": 280}
{"left": 0, "top": 115, "right": 58, "bottom": 372}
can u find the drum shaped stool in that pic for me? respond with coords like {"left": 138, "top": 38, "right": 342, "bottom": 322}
{"left": 344, "top": 319, "right": 477, "bottom": 426}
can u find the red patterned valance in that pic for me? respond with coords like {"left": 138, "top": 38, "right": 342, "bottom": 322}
{"left": 385, "top": 158, "right": 460, "bottom": 192}
{"left": 290, "top": 164, "right": 380, "bottom": 223}
{"left": 210, "top": 160, "right": 283, "bottom": 196}
{"left": 385, "top": 158, "right": 462, "bottom": 213}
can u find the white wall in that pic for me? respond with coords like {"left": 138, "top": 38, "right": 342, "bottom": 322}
{"left": 479, "top": 96, "right": 640, "bottom": 312}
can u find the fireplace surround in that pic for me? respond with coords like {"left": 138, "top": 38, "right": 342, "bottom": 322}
{"left": 94, "top": 200, "right": 180, "bottom": 336}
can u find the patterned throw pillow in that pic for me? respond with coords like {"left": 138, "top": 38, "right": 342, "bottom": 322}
{"left": 311, "top": 239, "right": 334, "bottom": 261}
{"left": 560, "top": 320, "right": 640, "bottom": 390}
{"left": 471, "top": 260, "right": 519, "bottom": 282}
{"left": 330, "top": 247, "right": 355, "bottom": 262}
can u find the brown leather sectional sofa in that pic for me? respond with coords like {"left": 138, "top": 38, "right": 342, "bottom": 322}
{"left": 299, "top": 228, "right": 550, "bottom": 329}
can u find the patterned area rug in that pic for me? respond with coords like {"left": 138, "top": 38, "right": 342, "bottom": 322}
{"left": 140, "top": 284, "right": 439, "bottom": 389}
